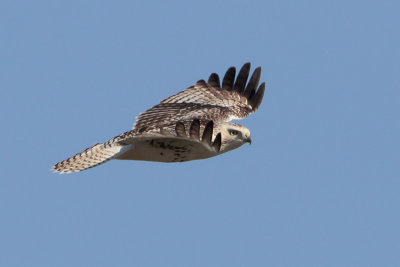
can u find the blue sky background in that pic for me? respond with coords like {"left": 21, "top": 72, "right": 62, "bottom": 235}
{"left": 1, "top": 0, "right": 399, "bottom": 266}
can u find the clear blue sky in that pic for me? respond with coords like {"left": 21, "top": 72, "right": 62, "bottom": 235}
{"left": 1, "top": 0, "right": 399, "bottom": 266}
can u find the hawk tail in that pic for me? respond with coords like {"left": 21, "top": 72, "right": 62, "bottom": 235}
{"left": 52, "top": 143, "right": 123, "bottom": 174}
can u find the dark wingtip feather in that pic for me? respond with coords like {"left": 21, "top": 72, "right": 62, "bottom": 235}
{"left": 222, "top": 67, "right": 236, "bottom": 90}
{"left": 189, "top": 119, "right": 200, "bottom": 140}
{"left": 175, "top": 122, "right": 186, "bottom": 137}
{"left": 196, "top": 79, "right": 207, "bottom": 85}
{"left": 212, "top": 133, "right": 222, "bottom": 152}
{"left": 209, "top": 63, "right": 265, "bottom": 113}
{"left": 249, "top": 82, "right": 265, "bottom": 111}
{"left": 244, "top": 66, "right": 261, "bottom": 98}
{"left": 233, "top": 62, "right": 251, "bottom": 93}
{"left": 202, "top": 121, "right": 213, "bottom": 146}
{"left": 208, "top": 73, "right": 220, "bottom": 88}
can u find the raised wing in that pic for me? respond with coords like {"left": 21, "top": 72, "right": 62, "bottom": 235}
{"left": 133, "top": 63, "right": 265, "bottom": 133}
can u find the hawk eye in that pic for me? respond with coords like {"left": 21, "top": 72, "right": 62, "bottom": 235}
{"left": 229, "top": 129, "right": 240, "bottom": 135}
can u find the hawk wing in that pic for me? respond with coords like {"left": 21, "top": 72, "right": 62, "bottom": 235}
{"left": 115, "top": 120, "right": 223, "bottom": 162}
{"left": 52, "top": 119, "right": 223, "bottom": 173}
{"left": 133, "top": 63, "right": 265, "bottom": 133}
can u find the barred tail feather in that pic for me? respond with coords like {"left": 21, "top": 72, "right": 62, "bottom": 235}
{"left": 52, "top": 143, "right": 123, "bottom": 174}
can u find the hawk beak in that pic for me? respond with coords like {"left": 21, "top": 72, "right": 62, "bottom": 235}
{"left": 245, "top": 136, "right": 252, "bottom": 145}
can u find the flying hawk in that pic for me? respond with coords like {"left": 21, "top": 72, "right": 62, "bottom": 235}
{"left": 52, "top": 63, "right": 265, "bottom": 173}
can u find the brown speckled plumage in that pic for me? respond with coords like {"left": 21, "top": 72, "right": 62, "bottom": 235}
{"left": 133, "top": 62, "right": 264, "bottom": 133}
{"left": 52, "top": 63, "right": 265, "bottom": 173}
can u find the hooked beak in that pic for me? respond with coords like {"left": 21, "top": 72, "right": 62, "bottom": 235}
{"left": 245, "top": 136, "right": 252, "bottom": 145}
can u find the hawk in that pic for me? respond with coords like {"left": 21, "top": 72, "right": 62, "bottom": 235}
{"left": 52, "top": 63, "right": 265, "bottom": 173}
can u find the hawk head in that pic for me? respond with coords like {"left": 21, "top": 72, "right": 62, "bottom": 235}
{"left": 216, "top": 123, "right": 251, "bottom": 153}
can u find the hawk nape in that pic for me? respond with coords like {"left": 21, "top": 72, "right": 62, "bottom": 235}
{"left": 52, "top": 63, "right": 265, "bottom": 173}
